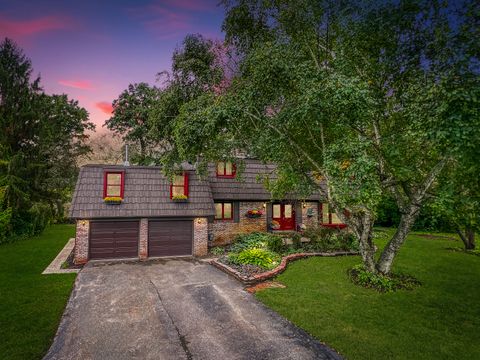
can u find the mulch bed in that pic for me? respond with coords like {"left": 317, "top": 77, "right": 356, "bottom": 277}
{"left": 211, "top": 251, "right": 358, "bottom": 285}
{"left": 62, "top": 250, "right": 83, "bottom": 270}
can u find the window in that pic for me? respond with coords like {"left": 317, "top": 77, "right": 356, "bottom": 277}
{"left": 216, "top": 161, "right": 236, "bottom": 177}
{"left": 321, "top": 203, "right": 346, "bottom": 227}
{"left": 215, "top": 202, "right": 233, "bottom": 220}
{"left": 170, "top": 172, "right": 189, "bottom": 198}
{"left": 103, "top": 171, "right": 124, "bottom": 198}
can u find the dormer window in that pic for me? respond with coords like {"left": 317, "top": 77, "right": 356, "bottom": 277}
{"left": 216, "top": 161, "right": 236, "bottom": 178}
{"left": 170, "top": 172, "right": 189, "bottom": 199}
{"left": 103, "top": 171, "right": 124, "bottom": 199}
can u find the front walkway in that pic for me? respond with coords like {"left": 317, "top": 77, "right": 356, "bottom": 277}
{"left": 44, "top": 259, "right": 341, "bottom": 360}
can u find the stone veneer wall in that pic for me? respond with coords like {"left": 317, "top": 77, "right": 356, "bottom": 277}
{"left": 74, "top": 220, "right": 89, "bottom": 265}
{"left": 301, "top": 202, "right": 319, "bottom": 228}
{"left": 139, "top": 218, "right": 148, "bottom": 260}
{"left": 193, "top": 217, "right": 208, "bottom": 256}
{"left": 209, "top": 201, "right": 267, "bottom": 246}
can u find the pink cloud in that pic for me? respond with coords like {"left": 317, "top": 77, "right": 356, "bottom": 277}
{"left": 58, "top": 79, "right": 94, "bottom": 90}
{"left": 95, "top": 101, "right": 113, "bottom": 115}
{"left": 127, "top": 3, "right": 192, "bottom": 39}
{"left": 0, "top": 13, "right": 72, "bottom": 38}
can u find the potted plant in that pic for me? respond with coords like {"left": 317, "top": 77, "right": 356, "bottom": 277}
{"left": 245, "top": 209, "right": 263, "bottom": 218}
{"left": 172, "top": 194, "right": 188, "bottom": 202}
{"left": 104, "top": 196, "right": 122, "bottom": 205}
{"left": 270, "top": 220, "right": 281, "bottom": 230}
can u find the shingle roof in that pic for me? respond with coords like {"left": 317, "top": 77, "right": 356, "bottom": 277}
{"left": 208, "top": 159, "right": 322, "bottom": 201}
{"left": 69, "top": 159, "right": 324, "bottom": 219}
{"left": 69, "top": 165, "right": 215, "bottom": 219}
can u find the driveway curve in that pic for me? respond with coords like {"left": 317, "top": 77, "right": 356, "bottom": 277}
{"left": 45, "top": 259, "right": 341, "bottom": 360}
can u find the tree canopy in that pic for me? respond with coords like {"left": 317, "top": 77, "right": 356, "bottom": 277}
{"left": 0, "top": 38, "right": 93, "bottom": 242}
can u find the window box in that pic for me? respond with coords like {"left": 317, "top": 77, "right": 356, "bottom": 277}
{"left": 104, "top": 196, "right": 123, "bottom": 205}
{"left": 172, "top": 194, "right": 189, "bottom": 202}
{"left": 245, "top": 210, "right": 263, "bottom": 218}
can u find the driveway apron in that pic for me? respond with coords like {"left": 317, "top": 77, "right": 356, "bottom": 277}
{"left": 44, "top": 259, "right": 341, "bottom": 360}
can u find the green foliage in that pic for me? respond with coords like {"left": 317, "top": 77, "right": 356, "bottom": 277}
{"left": 210, "top": 246, "right": 225, "bottom": 256}
{"left": 348, "top": 264, "right": 421, "bottom": 293}
{"left": 0, "top": 207, "right": 12, "bottom": 244}
{"left": 266, "top": 234, "right": 284, "bottom": 253}
{"left": 0, "top": 38, "right": 93, "bottom": 241}
{"left": 105, "top": 83, "right": 159, "bottom": 165}
{"left": 229, "top": 232, "right": 278, "bottom": 252}
{"left": 229, "top": 248, "right": 280, "bottom": 269}
{"left": 304, "top": 227, "right": 359, "bottom": 252}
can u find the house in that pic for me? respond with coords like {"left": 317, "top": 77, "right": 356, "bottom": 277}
{"left": 70, "top": 159, "right": 346, "bottom": 264}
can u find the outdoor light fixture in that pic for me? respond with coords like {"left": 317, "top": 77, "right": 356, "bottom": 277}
{"left": 263, "top": 202, "right": 267, "bottom": 208}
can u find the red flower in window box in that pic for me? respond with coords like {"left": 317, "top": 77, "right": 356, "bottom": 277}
{"left": 245, "top": 209, "right": 263, "bottom": 218}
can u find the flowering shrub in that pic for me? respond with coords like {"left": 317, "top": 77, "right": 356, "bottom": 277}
{"left": 246, "top": 209, "right": 263, "bottom": 218}
{"left": 270, "top": 220, "right": 280, "bottom": 230}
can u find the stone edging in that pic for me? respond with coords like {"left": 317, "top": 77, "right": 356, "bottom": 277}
{"left": 42, "top": 238, "right": 81, "bottom": 274}
{"left": 210, "top": 251, "right": 358, "bottom": 285}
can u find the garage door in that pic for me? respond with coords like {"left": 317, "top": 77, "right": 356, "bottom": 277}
{"left": 148, "top": 220, "right": 192, "bottom": 257}
{"left": 90, "top": 221, "right": 139, "bottom": 260}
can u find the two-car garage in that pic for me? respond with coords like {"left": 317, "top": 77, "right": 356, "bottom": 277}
{"left": 89, "top": 220, "right": 193, "bottom": 260}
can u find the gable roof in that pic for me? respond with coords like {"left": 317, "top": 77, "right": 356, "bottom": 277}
{"left": 69, "top": 159, "right": 324, "bottom": 219}
{"left": 69, "top": 165, "right": 214, "bottom": 219}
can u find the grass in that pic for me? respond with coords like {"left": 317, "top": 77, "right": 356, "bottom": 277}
{"left": 255, "top": 228, "right": 480, "bottom": 359}
{"left": 0, "top": 224, "right": 77, "bottom": 360}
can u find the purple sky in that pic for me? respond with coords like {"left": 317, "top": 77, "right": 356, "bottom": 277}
{"left": 0, "top": 0, "right": 224, "bottom": 131}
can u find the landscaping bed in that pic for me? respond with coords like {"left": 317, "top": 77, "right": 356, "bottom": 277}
{"left": 210, "top": 228, "right": 359, "bottom": 284}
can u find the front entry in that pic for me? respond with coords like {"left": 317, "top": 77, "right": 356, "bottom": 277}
{"left": 272, "top": 203, "right": 295, "bottom": 230}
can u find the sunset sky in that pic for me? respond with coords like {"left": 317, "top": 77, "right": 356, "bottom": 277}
{"left": 0, "top": 0, "right": 224, "bottom": 131}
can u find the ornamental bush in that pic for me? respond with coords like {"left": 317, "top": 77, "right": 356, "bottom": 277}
{"left": 229, "top": 248, "right": 280, "bottom": 269}
{"left": 348, "top": 264, "right": 421, "bottom": 292}
{"left": 229, "top": 232, "right": 280, "bottom": 252}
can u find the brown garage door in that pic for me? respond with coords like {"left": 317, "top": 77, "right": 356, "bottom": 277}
{"left": 90, "top": 221, "right": 139, "bottom": 260}
{"left": 148, "top": 220, "right": 192, "bottom": 257}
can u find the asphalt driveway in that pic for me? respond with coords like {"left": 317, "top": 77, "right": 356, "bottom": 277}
{"left": 45, "top": 259, "right": 341, "bottom": 360}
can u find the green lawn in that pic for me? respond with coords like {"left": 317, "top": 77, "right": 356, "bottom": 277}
{"left": 0, "top": 225, "right": 77, "bottom": 360}
{"left": 256, "top": 229, "right": 480, "bottom": 359}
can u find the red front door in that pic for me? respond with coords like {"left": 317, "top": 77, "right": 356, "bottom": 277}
{"left": 272, "top": 203, "right": 295, "bottom": 230}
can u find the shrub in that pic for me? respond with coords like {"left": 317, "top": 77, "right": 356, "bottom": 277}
{"left": 291, "top": 232, "right": 302, "bottom": 249}
{"left": 229, "top": 232, "right": 279, "bottom": 252}
{"left": 266, "top": 234, "right": 284, "bottom": 253}
{"left": 210, "top": 246, "right": 225, "bottom": 256}
{"left": 348, "top": 264, "right": 421, "bottom": 292}
{"left": 0, "top": 207, "right": 12, "bottom": 245}
{"left": 304, "top": 226, "right": 359, "bottom": 252}
{"left": 229, "top": 248, "right": 281, "bottom": 269}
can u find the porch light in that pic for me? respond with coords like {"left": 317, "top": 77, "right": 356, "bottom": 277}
{"left": 263, "top": 202, "right": 266, "bottom": 208}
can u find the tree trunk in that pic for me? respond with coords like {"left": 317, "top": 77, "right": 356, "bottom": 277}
{"left": 350, "top": 211, "right": 376, "bottom": 273}
{"left": 376, "top": 204, "right": 420, "bottom": 274}
{"left": 457, "top": 226, "right": 475, "bottom": 250}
